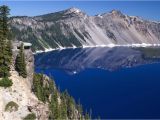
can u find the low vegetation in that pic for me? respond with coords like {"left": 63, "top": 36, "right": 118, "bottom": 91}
{"left": 5, "top": 101, "right": 19, "bottom": 112}
{"left": 0, "top": 77, "right": 13, "bottom": 88}
{"left": 23, "top": 113, "right": 36, "bottom": 120}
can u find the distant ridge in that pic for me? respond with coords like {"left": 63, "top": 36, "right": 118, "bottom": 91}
{"left": 10, "top": 7, "right": 160, "bottom": 51}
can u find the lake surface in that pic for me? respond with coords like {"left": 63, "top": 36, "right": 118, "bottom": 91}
{"left": 35, "top": 47, "right": 160, "bottom": 119}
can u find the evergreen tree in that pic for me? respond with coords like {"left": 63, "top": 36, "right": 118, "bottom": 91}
{"left": 77, "top": 100, "right": 83, "bottom": 119}
{"left": 15, "top": 43, "right": 27, "bottom": 78}
{"left": 0, "top": 5, "right": 10, "bottom": 39}
{"left": 60, "top": 93, "right": 67, "bottom": 119}
{"left": 33, "top": 74, "right": 43, "bottom": 101}
{"left": 49, "top": 90, "right": 60, "bottom": 119}
{"left": 33, "top": 73, "right": 92, "bottom": 119}
{"left": 0, "top": 5, "right": 12, "bottom": 78}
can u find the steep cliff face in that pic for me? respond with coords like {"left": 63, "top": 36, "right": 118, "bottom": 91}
{"left": 0, "top": 42, "right": 88, "bottom": 120}
{"left": 11, "top": 42, "right": 34, "bottom": 89}
{"left": 10, "top": 8, "right": 160, "bottom": 51}
{"left": 0, "top": 71, "right": 49, "bottom": 120}
{"left": 0, "top": 44, "right": 49, "bottom": 120}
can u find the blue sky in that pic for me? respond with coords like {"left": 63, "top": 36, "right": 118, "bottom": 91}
{"left": 0, "top": 1, "right": 160, "bottom": 21}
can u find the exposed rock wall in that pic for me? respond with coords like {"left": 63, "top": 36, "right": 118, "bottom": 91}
{"left": 0, "top": 41, "right": 86, "bottom": 120}
{"left": 12, "top": 44, "right": 34, "bottom": 89}
{"left": 0, "top": 42, "right": 48, "bottom": 120}
{"left": 0, "top": 70, "right": 49, "bottom": 120}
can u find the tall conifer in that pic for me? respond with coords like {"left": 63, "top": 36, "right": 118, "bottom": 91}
{"left": 15, "top": 43, "right": 27, "bottom": 78}
{"left": 0, "top": 5, "right": 12, "bottom": 78}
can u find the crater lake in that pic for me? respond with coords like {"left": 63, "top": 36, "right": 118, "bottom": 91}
{"left": 35, "top": 47, "right": 160, "bottom": 119}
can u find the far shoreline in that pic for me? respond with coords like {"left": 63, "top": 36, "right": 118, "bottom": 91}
{"left": 34, "top": 43, "right": 160, "bottom": 54}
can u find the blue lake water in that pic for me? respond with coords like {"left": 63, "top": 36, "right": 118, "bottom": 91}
{"left": 35, "top": 47, "right": 160, "bottom": 119}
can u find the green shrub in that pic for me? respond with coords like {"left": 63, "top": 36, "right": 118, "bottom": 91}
{"left": 0, "top": 77, "right": 13, "bottom": 87}
{"left": 23, "top": 113, "right": 36, "bottom": 120}
{"left": 5, "top": 101, "right": 19, "bottom": 112}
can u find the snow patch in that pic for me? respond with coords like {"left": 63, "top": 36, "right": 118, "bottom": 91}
{"left": 35, "top": 44, "right": 160, "bottom": 54}
{"left": 97, "top": 14, "right": 103, "bottom": 18}
{"left": 67, "top": 7, "right": 81, "bottom": 14}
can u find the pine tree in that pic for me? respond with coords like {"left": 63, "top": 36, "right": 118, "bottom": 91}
{"left": 49, "top": 90, "right": 60, "bottom": 119}
{"left": 77, "top": 100, "right": 83, "bottom": 119}
{"left": 0, "top": 5, "right": 12, "bottom": 78}
{"left": 0, "top": 5, "right": 10, "bottom": 39}
{"left": 15, "top": 43, "right": 27, "bottom": 78}
{"left": 60, "top": 93, "right": 67, "bottom": 119}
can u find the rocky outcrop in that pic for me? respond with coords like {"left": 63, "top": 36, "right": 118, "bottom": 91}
{"left": 0, "top": 42, "right": 49, "bottom": 120}
{"left": 10, "top": 7, "right": 160, "bottom": 51}
{"left": 0, "top": 71, "right": 49, "bottom": 120}
{"left": 0, "top": 41, "right": 87, "bottom": 120}
{"left": 12, "top": 41, "right": 34, "bottom": 89}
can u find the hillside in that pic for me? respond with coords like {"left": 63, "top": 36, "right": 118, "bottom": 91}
{"left": 10, "top": 7, "right": 160, "bottom": 52}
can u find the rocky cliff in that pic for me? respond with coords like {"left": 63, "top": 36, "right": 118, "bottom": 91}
{"left": 0, "top": 45, "right": 49, "bottom": 120}
{"left": 11, "top": 42, "right": 34, "bottom": 89}
{"left": 0, "top": 42, "right": 87, "bottom": 120}
{"left": 10, "top": 7, "right": 160, "bottom": 52}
